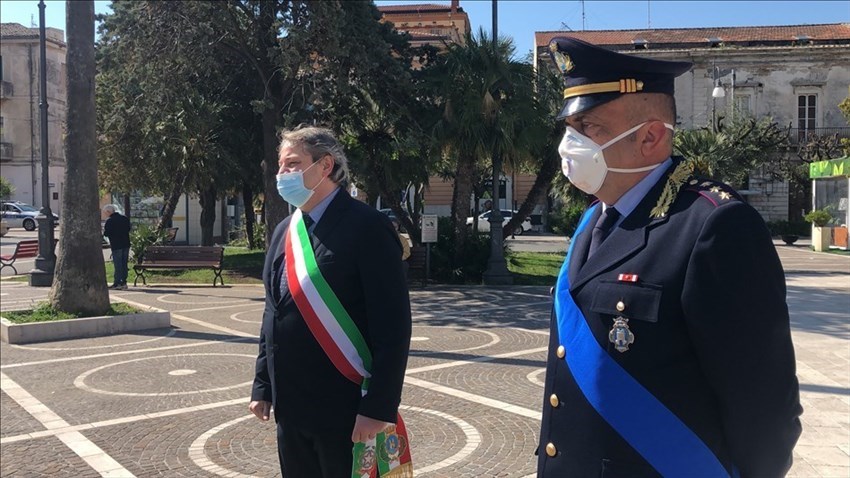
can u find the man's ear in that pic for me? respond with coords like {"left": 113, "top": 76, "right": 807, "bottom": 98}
{"left": 322, "top": 155, "right": 334, "bottom": 175}
{"left": 640, "top": 121, "right": 670, "bottom": 159}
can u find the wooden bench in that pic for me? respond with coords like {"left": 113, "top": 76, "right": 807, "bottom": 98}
{"left": 133, "top": 246, "right": 225, "bottom": 287}
{"left": 0, "top": 239, "right": 40, "bottom": 275}
{"left": 407, "top": 246, "right": 427, "bottom": 286}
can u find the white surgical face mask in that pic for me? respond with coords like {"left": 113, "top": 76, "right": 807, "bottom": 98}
{"left": 558, "top": 121, "right": 674, "bottom": 195}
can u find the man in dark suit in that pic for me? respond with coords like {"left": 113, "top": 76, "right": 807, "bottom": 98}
{"left": 249, "top": 127, "right": 412, "bottom": 477}
{"left": 538, "top": 37, "right": 802, "bottom": 477}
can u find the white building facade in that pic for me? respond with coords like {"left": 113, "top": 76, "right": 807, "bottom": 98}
{"left": 0, "top": 23, "right": 67, "bottom": 211}
{"left": 536, "top": 24, "right": 850, "bottom": 222}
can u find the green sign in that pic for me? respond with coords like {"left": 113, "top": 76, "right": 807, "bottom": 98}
{"left": 810, "top": 157, "right": 850, "bottom": 179}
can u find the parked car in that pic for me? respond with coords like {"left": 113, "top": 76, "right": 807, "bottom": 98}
{"left": 1, "top": 201, "right": 59, "bottom": 231}
{"left": 466, "top": 209, "right": 532, "bottom": 235}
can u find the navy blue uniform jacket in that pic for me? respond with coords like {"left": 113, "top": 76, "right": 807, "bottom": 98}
{"left": 251, "top": 191, "right": 412, "bottom": 431}
{"left": 538, "top": 159, "right": 802, "bottom": 478}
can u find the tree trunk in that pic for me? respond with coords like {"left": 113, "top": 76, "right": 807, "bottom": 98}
{"left": 198, "top": 186, "right": 217, "bottom": 246}
{"left": 242, "top": 183, "right": 256, "bottom": 249}
{"left": 262, "top": 103, "right": 287, "bottom": 243}
{"left": 450, "top": 156, "right": 475, "bottom": 262}
{"left": 156, "top": 170, "right": 185, "bottom": 232}
{"left": 123, "top": 194, "right": 131, "bottom": 218}
{"left": 258, "top": 0, "right": 287, "bottom": 244}
{"left": 49, "top": 0, "right": 109, "bottom": 315}
{"left": 503, "top": 152, "right": 559, "bottom": 240}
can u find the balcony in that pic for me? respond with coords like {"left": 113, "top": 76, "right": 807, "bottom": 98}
{"left": 788, "top": 127, "right": 850, "bottom": 146}
{"left": 0, "top": 81, "right": 12, "bottom": 99}
{"left": 0, "top": 142, "right": 12, "bottom": 161}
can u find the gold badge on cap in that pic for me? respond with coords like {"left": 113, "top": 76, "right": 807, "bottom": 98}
{"left": 609, "top": 317, "right": 634, "bottom": 353}
{"left": 549, "top": 42, "right": 574, "bottom": 73}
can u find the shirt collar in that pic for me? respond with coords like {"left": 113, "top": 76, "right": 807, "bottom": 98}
{"left": 607, "top": 157, "right": 673, "bottom": 223}
{"left": 302, "top": 186, "right": 341, "bottom": 228}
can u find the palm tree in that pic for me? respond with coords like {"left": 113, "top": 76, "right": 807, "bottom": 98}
{"left": 432, "top": 29, "right": 539, "bottom": 263}
{"left": 49, "top": 0, "right": 110, "bottom": 315}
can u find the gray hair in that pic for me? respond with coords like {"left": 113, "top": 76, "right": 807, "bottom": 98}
{"left": 279, "top": 126, "right": 350, "bottom": 189}
{"left": 102, "top": 204, "right": 118, "bottom": 214}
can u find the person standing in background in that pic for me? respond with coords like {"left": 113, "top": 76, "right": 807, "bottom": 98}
{"left": 102, "top": 204, "right": 131, "bottom": 290}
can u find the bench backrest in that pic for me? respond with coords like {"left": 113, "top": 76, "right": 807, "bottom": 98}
{"left": 14, "top": 240, "right": 41, "bottom": 258}
{"left": 408, "top": 246, "right": 426, "bottom": 268}
{"left": 141, "top": 246, "right": 224, "bottom": 265}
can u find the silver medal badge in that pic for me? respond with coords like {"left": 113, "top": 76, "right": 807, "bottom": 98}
{"left": 609, "top": 317, "right": 634, "bottom": 353}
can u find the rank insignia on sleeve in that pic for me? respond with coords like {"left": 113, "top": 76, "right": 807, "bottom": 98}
{"left": 719, "top": 191, "right": 731, "bottom": 200}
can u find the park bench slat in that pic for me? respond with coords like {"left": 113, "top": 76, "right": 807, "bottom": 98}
{"left": 134, "top": 245, "right": 225, "bottom": 287}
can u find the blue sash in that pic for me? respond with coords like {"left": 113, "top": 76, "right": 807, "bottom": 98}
{"left": 554, "top": 205, "right": 732, "bottom": 478}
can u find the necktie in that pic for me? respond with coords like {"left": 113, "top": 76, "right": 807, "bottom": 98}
{"left": 279, "top": 214, "right": 314, "bottom": 300}
{"left": 587, "top": 207, "right": 620, "bottom": 258}
{"left": 302, "top": 214, "right": 315, "bottom": 230}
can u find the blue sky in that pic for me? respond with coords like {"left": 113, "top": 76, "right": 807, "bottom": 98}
{"left": 2, "top": 0, "right": 846, "bottom": 58}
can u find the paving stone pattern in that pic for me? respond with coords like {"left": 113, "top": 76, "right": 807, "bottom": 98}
{"left": 1, "top": 246, "right": 848, "bottom": 477}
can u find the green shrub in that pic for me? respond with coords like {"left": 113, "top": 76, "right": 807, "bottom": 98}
{"left": 0, "top": 176, "right": 14, "bottom": 200}
{"left": 804, "top": 209, "right": 833, "bottom": 227}
{"left": 129, "top": 223, "right": 169, "bottom": 263}
{"left": 547, "top": 201, "right": 586, "bottom": 236}
{"left": 428, "top": 216, "right": 503, "bottom": 284}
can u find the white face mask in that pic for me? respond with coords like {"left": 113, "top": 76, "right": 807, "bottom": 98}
{"left": 558, "top": 121, "right": 674, "bottom": 195}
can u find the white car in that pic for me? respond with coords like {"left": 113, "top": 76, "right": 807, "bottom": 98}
{"left": 466, "top": 209, "right": 532, "bottom": 235}
{"left": 1, "top": 202, "right": 59, "bottom": 231}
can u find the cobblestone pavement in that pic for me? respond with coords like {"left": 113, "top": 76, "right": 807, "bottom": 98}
{"left": 1, "top": 246, "right": 848, "bottom": 477}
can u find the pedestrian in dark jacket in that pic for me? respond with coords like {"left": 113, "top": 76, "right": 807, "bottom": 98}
{"left": 102, "top": 204, "right": 131, "bottom": 290}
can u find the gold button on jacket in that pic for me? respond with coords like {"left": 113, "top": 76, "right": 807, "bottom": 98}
{"left": 556, "top": 345, "right": 566, "bottom": 358}
{"left": 545, "top": 443, "right": 557, "bottom": 457}
{"left": 616, "top": 300, "right": 625, "bottom": 312}
{"left": 549, "top": 394, "right": 559, "bottom": 408}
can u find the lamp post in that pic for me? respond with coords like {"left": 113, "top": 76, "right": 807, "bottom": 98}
{"left": 29, "top": 0, "right": 56, "bottom": 287}
{"left": 482, "top": 0, "right": 512, "bottom": 285}
{"left": 711, "top": 66, "right": 724, "bottom": 132}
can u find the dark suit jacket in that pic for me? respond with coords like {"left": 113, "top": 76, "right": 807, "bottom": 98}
{"left": 251, "top": 191, "right": 412, "bottom": 432}
{"left": 538, "top": 159, "right": 802, "bottom": 478}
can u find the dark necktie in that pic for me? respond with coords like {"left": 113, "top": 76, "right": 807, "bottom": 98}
{"left": 302, "top": 214, "right": 315, "bottom": 230}
{"left": 278, "top": 214, "right": 314, "bottom": 301}
{"left": 588, "top": 207, "right": 620, "bottom": 258}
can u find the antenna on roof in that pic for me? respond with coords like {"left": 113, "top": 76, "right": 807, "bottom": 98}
{"left": 560, "top": 22, "right": 573, "bottom": 32}
{"left": 647, "top": 1, "right": 651, "bottom": 29}
{"left": 581, "top": 0, "right": 586, "bottom": 30}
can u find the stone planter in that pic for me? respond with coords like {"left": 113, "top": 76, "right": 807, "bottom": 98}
{"left": 781, "top": 235, "right": 799, "bottom": 245}
{"left": 811, "top": 226, "right": 832, "bottom": 252}
{"left": 0, "top": 311, "right": 171, "bottom": 344}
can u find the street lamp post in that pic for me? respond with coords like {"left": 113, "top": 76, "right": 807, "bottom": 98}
{"left": 711, "top": 66, "right": 724, "bottom": 131}
{"left": 711, "top": 67, "right": 738, "bottom": 131}
{"left": 29, "top": 0, "right": 56, "bottom": 287}
{"left": 483, "top": 0, "right": 512, "bottom": 285}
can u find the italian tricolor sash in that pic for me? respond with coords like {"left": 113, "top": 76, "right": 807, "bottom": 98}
{"left": 284, "top": 210, "right": 413, "bottom": 478}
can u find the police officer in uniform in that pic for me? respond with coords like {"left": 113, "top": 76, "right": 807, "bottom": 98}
{"left": 538, "top": 37, "right": 802, "bottom": 477}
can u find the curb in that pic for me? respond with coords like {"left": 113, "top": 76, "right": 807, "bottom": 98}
{"left": 0, "top": 311, "right": 172, "bottom": 344}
